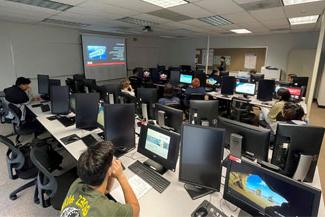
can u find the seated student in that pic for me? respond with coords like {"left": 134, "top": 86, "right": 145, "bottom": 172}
{"left": 61, "top": 141, "right": 140, "bottom": 217}
{"left": 120, "top": 79, "right": 135, "bottom": 97}
{"left": 185, "top": 78, "right": 206, "bottom": 95}
{"left": 266, "top": 88, "right": 291, "bottom": 123}
{"left": 288, "top": 73, "right": 297, "bottom": 83}
{"left": 158, "top": 83, "right": 180, "bottom": 106}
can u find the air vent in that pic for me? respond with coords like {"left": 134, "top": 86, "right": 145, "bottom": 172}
{"left": 42, "top": 19, "right": 90, "bottom": 27}
{"left": 198, "top": 15, "right": 233, "bottom": 26}
{"left": 6, "top": 0, "right": 73, "bottom": 11}
{"left": 117, "top": 17, "right": 158, "bottom": 26}
{"left": 239, "top": 0, "right": 282, "bottom": 11}
{"left": 147, "top": 9, "right": 192, "bottom": 22}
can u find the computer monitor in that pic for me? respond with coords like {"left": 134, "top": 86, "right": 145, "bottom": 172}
{"left": 169, "top": 71, "right": 180, "bottom": 85}
{"left": 155, "top": 104, "right": 183, "bottom": 133}
{"left": 50, "top": 86, "right": 70, "bottom": 115}
{"left": 137, "top": 124, "right": 180, "bottom": 174}
{"left": 179, "top": 124, "right": 225, "bottom": 199}
{"left": 49, "top": 79, "right": 61, "bottom": 87}
{"left": 75, "top": 93, "right": 100, "bottom": 130}
{"left": 292, "top": 76, "right": 309, "bottom": 87}
{"left": 180, "top": 74, "right": 193, "bottom": 84}
{"left": 237, "top": 71, "right": 250, "bottom": 80}
{"left": 37, "top": 74, "right": 49, "bottom": 95}
{"left": 217, "top": 117, "right": 270, "bottom": 161}
{"left": 189, "top": 100, "right": 219, "bottom": 127}
{"left": 250, "top": 74, "right": 264, "bottom": 83}
{"left": 180, "top": 65, "right": 191, "bottom": 71}
{"left": 235, "top": 82, "right": 256, "bottom": 96}
{"left": 257, "top": 79, "right": 275, "bottom": 101}
{"left": 83, "top": 79, "right": 97, "bottom": 92}
{"left": 104, "top": 104, "right": 135, "bottom": 156}
{"left": 223, "top": 159, "right": 321, "bottom": 217}
{"left": 271, "top": 124, "right": 325, "bottom": 183}
{"left": 287, "top": 87, "right": 302, "bottom": 100}
{"left": 137, "top": 88, "right": 158, "bottom": 103}
{"left": 221, "top": 76, "right": 236, "bottom": 96}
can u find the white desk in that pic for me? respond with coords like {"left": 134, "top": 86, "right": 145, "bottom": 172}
{"left": 27, "top": 102, "right": 323, "bottom": 217}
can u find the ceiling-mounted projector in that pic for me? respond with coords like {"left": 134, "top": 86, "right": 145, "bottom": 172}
{"left": 143, "top": 26, "right": 152, "bottom": 32}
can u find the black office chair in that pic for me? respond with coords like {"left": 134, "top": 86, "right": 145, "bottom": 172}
{"left": 230, "top": 97, "right": 256, "bottom": 125}
{"left": 0, "top": 135, "right": 39, "bottom": 202}
{"left": 30, "top": 145, "right": 77, "bottom": 210}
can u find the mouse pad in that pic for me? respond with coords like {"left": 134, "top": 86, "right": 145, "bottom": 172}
{"left": 61, "top": 134, "right": 80, "bottom": 145}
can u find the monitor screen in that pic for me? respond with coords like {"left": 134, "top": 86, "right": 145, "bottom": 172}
{"left": 221, "top": 76, "right": 236, "bottom": 95}
{"left": 75, "top": 93, "right": 100, "bottom": 130}
{"left": 207, "top": 78, "right": 217, "bottom": 85}
{"left": 145, "top": 128, "right": 171, "bottom": 159}
{"left": 180, "top": 74, "right": 193, "bottom": 84}
{"left": 179, "top": 124, "right": 225, "bottom": 191}
{"left": 287, "top": 87, "right": 301, "bottom": 97}
{"left": 138, "top": 124, "right": 180, "bottom": 171}
{"left": 50, "top": 86, "right": 69, "bottom": 115}
{"left": 224, "top": 160, "right": 321, "bottom": 217}
{"left": 38, "top": 74, "right": 49, "bottom": 95}
{"left": 235, "top": 82, "right": 256, "bottom": 95}
{"left": 257, "top": 80, "right": 275, "bottom": 101}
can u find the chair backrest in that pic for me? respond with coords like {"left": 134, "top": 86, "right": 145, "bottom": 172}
{"left": 30, "top": 146, "right": 57, "bottom": 199}
{"left": 0, "top": 135, "right": 25, "bottom": 178}
{"left": 189, "top": 93, "right": 205, "bottom": 100}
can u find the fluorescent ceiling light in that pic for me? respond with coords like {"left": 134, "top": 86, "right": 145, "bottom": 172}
{"left": 42, "top": 19, "right": 90, "bottom": 27}
{"left": 118, "top": 17, "right": 158, "bottom": 26}
{"left": 198, "top": 15, "right": 233, "bottom": 26}
{"left": 282, "top": 0, "right": 322, "bottom": 6}
{"left": 141, "top": 0, "right": 189, "bottom": 8}
{"left": 289, "top": 15, "right": 319, "bottom": 25}
{"left": 6, "top": 0, "right": 73, "bottom": 11}
{"left": 230, "top": 29, "right": 252, "bottom": 34}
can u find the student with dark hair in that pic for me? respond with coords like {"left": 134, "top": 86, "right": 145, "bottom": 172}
{"left": 158, "top": 83, "right": 180, "bottom": 105}
{"left": 267, "top": 88, "right": 291, "bottom": 123}
{"left": 278, "top": 102, "right": 305, "bottom": 122}
{"left": 4, "top": 77, "right": 32, "bottom": 104}
{"left": 61, "top": 141, "right": 139, "bottom": 217}
{"left": 218, "top": 56, "right": 227, "bottom": 72}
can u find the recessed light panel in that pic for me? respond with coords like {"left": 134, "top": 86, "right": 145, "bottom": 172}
{"left": 141, "top": 0, "right": 189, "bottom": 8}
{"left": 6, "top": 0, "right": 73, "bottom": 11}
{"left": 289, "top": 15, "right": 319, "bottom": 25}
{"left": 230, "top": 29, "right": 252, "bottom": 34}
{"left": 282, "top": 0, "right": 322, "bottom": 6}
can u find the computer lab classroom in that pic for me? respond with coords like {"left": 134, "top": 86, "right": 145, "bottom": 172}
{"left": 2, "top": 0, "right": 325, "bottom": 217}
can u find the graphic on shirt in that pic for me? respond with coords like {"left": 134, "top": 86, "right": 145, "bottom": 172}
{"left": 60, "top": 207, "right": 81, "bottom": 217}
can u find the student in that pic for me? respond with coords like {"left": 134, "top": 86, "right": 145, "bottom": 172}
{"left": 185, "top": 78, "right": 206, "bottom": 95}
{"left": 218, "top": 56, "right": 227, "bottom": 72}
{"left": 120, "top": 79, "right": 135, "bottom": 97}
{"left": 61, "top": 141, "right": 140, "bottom": 217}
{"left": 288, "top": 73, "right": 297, "bottom": 83}
{"left": 158, "top": 83, "right": 180, "bottom": 106}
{"left": 267, "top": 88, "right": 291, "bottom": 123}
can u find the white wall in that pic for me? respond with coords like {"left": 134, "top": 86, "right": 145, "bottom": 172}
{"left": 165, "top": 32, "right": 319, "bottom": 76}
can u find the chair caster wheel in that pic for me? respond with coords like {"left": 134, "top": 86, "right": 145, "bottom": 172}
{"left": 10, "top": 194, "right": 18, "bottom": 200}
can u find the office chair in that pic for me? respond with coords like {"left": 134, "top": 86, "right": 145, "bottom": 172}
{"left": 230, "top": 97, "right": 256, "bottom": 125}
{"left": 30, "top": 145, "right": 77, "bottom": 210}
{"left": 0, "top": 135, "right": 39, "bottom": 202}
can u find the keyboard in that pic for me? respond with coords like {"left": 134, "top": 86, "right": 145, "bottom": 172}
{"left": 128, "top": 161, "right": 170, "bottom": 193}
{"left": 57, "top": 116, "right": 75, "bottom": 127}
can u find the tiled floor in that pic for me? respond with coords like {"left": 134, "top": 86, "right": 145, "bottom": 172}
{"left": 309, "top": 103, "right": 325, "bottom": 201}
{"left": 0, "top": 103, "right": 325, "bottom": 216}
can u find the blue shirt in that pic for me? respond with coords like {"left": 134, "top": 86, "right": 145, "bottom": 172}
{"left": 185, "top": 87, "right": 206, "bottom": 95}
{"left": 158, "top": 97, "right": 180, "bottom": 105}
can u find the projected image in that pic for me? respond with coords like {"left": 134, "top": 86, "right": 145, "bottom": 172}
{"left": 88, "top": 46, "right": 107, "bottom": 61}
{"left": 229, "top": 172, "right": 288, "bottom": 209}
{"left": 145, "top": 129, "right": 171, "bottom": 159}
{"left": 180, "top": 74, "right": 193, "bottom": 84}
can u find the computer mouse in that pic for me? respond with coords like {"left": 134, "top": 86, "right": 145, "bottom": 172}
{"left": 194, "top": 207, "right": 208, "bottom": 217}
{"left": 68, "top": 135, "right": 79, "bottom": 142}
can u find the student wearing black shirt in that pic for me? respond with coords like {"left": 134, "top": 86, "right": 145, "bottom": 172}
{"left": 4, "top": 77, "right": 31, "bottom": 104}
{"left": 218, "top": 56, "right": 227, "bottom": 72}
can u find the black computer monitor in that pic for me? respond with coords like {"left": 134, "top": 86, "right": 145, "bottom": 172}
{"left": 137, "top": 88, "right": 158, "bottom": 103}
{"left": 155, "top": 103, "right": 183, "bottom": 133}
{"left": 37, "top": 74, "right": 49, "bottom": 95}
{"left": 292, "top": 76, "right": 309, "bottom": 87}
{"left": 257, "top": 79, "right": 275, "bottom": 101}
{"left": 250, "top": 73, "right": 264, "bottom": 83}
{"left": 50, "top": 86, "right": 70, "bottom": 115}
{"left": 180, "top": 65, "right": 191, "bottom": 71}
{"left": 49, "top": 79, "right": 61, "bottom": 87}
{"left": 235, "top": 81, "right": 256, "bottom": 96}
{"left": 137, "top": 124, "right": 180, "bottom": 174}
{"left": 221, "top": 76, "right": 236, "bottom": 96}
{"left": 271, "top": 124, "right": 325, "bottom": 182}
{"left": 223, "top": 159, "right": 321, "bottom": 217}
{"left": 83, "top": 79, "right": 97, "bottom": 92}
{"left": 179, "top": 124, "right": 225, "bottom": 199}
{"left": 217, "top": 117, "right": 270, "bottom": 161}
{"left": 75, "top": 93, "right": 100, "bottom": 130}
{"left": 98, "top": 83, "right": 120, "bottom": 103}
{"left": 73, "top": 74, "right": 85, "bottom": 80}
{"left": 169, "top": 71, "right": 180, "bottom": 85}
{"left": 189, "top": 100, "right": 219, "bottom": 126}
{"left": 104, "top": 104, "right": 135, "bottom": 156}
{"left": 180, "top": 73, "right": 193, "bottom": 84}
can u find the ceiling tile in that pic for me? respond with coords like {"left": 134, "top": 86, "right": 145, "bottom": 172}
{"left": 54, "top": 0, "right": 87, "bottom": 5}
{"left": 284, "top": 1, "right": 325, "bottom": 18}
{"left": 194, "top": 0, "right": 244, "bottom": 15}
{"left": 250, "top": 7, "right": 286, "bottom": 21}
{"left": 168, "top": 3, "right": 213, "bottom": 18}
{"left": 147, "top": 9, "right": 192, "bottom": 22}
{"left": 222, "top": 11, "right": 258, "bottom": 24}
{"left": 131, "top": 14, "right": 170, "bottom": 24}
{"left": 96, "top": 0, "right": 162, "bottom": 13}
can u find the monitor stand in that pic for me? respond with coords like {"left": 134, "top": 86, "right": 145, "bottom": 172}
{"left": 184, "top": 184, "right": 215, "bottom": 200}
{"left": 143, "top": 159, "right": 167, "bottom": 175}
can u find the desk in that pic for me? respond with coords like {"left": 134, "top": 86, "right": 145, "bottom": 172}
{"left": 27, "top": 102, "right": 323, "bottom": 217}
